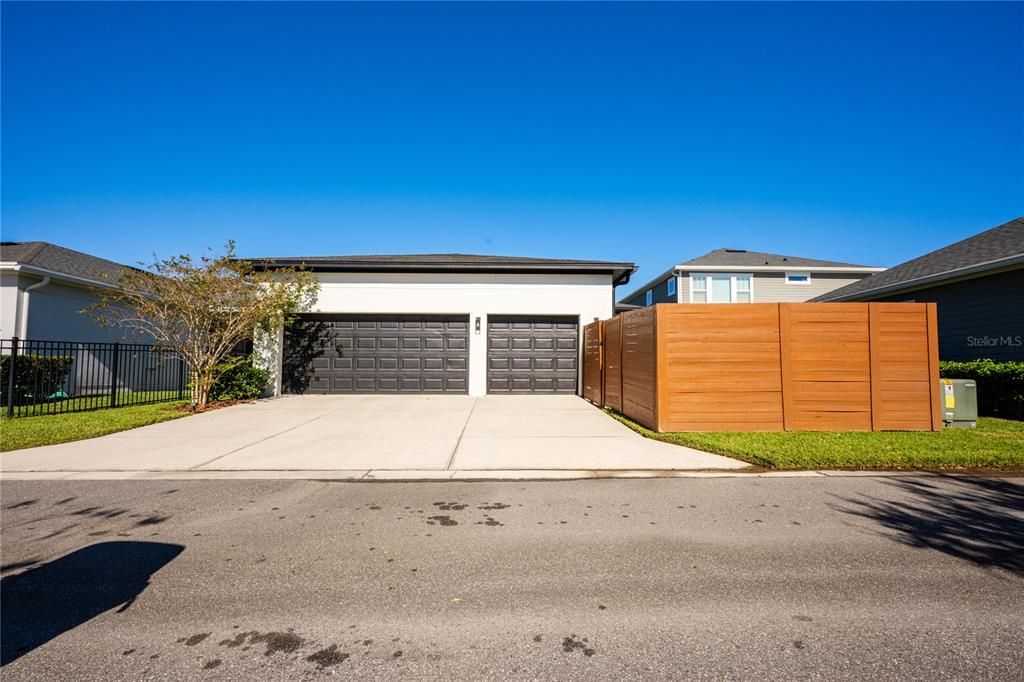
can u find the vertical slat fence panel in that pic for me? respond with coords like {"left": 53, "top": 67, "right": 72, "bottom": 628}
{"left": 582, "top": 320, "right": 603, "bottom": 404}
{"left": 869, "top": 303, "right": 936, "bottom": 431}
{"left": 657, "top": 304, "right": 784, "bottom": 431}
{"left": 780, "top": 303, "right": 872, "bottom": 431}
{"left": 926, "top": 303, "right": 942, "bottom": 431}
{"left": 603, "top": 315, "right": 624, "bottom": 412}
{"left": 620, "top": 307, "right": 658, "bottom": 429}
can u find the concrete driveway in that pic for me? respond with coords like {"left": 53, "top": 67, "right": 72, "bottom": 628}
{"left": 0, "top": 396, "right": 746, "bottom": 476}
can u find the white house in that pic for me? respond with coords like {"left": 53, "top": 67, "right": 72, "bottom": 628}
{"left": 250, "top": 254, "right": 635, "bottom": 397}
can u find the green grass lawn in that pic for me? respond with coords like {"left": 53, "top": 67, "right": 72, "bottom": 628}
{"left": 4, "top": 390, "right": 184, "bottom": 418}
{"left": 0, "top": 401, "right": 189, "bottom": 452}
{"left": 608, "top": 411, "right": 1024, "bottom": 470}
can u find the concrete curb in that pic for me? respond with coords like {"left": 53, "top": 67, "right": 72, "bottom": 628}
{"left": 0, "top": 468, "right": 995, "bottom": 481}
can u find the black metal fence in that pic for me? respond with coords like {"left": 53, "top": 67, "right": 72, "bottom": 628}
{"left": 1, "top": 337, "right": 187, "bottom": 418}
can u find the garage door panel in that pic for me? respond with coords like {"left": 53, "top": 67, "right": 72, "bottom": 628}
{"left": 556, "top": 378, "right": 577, "bottom": 391}
{"left": 283, "top": 314, "right": 469, "bottom": 394}
{"left": 487, "top": 315, "right": 579, "bottom": 394}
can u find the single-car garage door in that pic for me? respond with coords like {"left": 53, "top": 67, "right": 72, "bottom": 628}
{"left": 487, "top": 316, "right": 579, "bottom": 393}
{"left": 283, "top": 314, "right": 469, "bottom": 394}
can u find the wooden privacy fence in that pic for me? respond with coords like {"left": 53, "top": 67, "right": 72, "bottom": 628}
{"left": 583, "top": 303, "right": 941, "bottom": 432}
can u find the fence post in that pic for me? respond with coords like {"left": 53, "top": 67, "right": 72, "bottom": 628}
{"left": 109, "top": 342, "right": 120, "bottom": 408}
{"left": 177, "top": 357, "right": 185, "bottom": 400}
{"left": 6, "top": 337, "right": 18, "bottom": 418}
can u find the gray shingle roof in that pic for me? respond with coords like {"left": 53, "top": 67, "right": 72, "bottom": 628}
{"left": 813, "top": 217, "right": 1024, "bottom": 302}
{"left": 0, "top": 241, "right": 135, "bottom": 283}
{"left": 248, "top": 253, "right": 637, "bottom": 283}
{"left": 681, "top": 248, "right": 875, "bottom": 269}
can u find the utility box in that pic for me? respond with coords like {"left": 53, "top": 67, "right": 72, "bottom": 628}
{"left": 939, "top": 378, "right": 977, "bottom": 429}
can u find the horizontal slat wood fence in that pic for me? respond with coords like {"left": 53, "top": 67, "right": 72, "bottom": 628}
{"left": 583, "top": 303, "right": 940, "bottom": 432}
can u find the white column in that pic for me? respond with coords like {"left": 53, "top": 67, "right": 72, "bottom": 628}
{"left": 253, "top": 325, "right": 284, "bottom": 397}
{"left": 468, "top": 311, "right": 487, "bottom": 396}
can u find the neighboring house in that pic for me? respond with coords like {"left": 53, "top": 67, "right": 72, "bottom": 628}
{"left": 619, "top": 249, "right": 884, "bottom": 307}
{"left": 249, "top": 254, "right": 635, "bottom": 396}
{"left": 814, "top": 217, "right": 1024, "bottom": 361}
{"left": 0, "top": 241, "right": 139, "bottom": 342}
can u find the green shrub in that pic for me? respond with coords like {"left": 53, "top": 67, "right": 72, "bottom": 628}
{"left": 939, "top": 359, "right": 1024, "bottom": 420}
{"left": 0, "top": 354, "right": 74, "bottom": 404}
{"left": 209, "top": 355, "right": 269, "bottom": 401}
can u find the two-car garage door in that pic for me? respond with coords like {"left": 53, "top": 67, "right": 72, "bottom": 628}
{"left": 283, "top": 315, "right": 469, "bottom": 394}
{"left": 282, "top": 314, "right": 579, "bottom": 395}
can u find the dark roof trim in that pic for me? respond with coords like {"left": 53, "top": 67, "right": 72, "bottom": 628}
{"left": 247, "top": 256, "right": 637, "bottom": 286}
{"left": 817, "top": 253, "right": 1024, "bottom": 302}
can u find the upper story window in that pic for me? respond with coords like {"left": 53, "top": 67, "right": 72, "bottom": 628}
{"left": 735, "top": 275, "right": 751, "bottom": 302}
{"left": 690, "top": 273, "right": 753, "bottom": 303}
{"left": 645, "top": 290, "right": 653, "bottom": 306}
{"left": 667, "top": 277, "right": 676, "bottom": 297}
{"left": 786, "top": 272, "right": 811, "bottom": 285}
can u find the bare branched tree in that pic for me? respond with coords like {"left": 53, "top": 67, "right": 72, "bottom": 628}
{"left": 88, "top": 241, "right": 318, "bottom": 410}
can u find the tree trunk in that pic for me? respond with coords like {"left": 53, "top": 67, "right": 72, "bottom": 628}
{"left": 190, "top": 369, "right": 213, "bottom": 410}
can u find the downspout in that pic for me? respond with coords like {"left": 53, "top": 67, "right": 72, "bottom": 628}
{"left": 19, "top": 276, "right": 51, "bottom": 338}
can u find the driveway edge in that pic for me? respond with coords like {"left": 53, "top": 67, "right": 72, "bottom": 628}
{"left": 3, "top": 468, "right": 1013, "bottom": 481}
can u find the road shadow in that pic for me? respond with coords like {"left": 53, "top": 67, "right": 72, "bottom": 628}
{"left": 835, "top": 475, "right": 1024, "bottom": 575}
{"left": 1, "top": 541, "right": 183, "bottom": 665}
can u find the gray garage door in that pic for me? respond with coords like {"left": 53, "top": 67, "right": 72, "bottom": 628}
{"left": 282, "top": 314, "right": 469, "bottom": 394}
{"left": 487, "top": 316, "right": 579, "bottom": 393}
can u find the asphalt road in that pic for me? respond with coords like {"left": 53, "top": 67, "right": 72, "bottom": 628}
{"left": 1, "top": 475, "right": 1022, "bottom": 680}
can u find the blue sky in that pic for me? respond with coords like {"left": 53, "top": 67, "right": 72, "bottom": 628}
{"left": 2, "top": 2, "right": 1022, "bottom": 292}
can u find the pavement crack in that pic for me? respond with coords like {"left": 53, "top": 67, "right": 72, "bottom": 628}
{"left": 187, "top": 404, "right": 352, "bottom": 471}
{"left": 446, "top": 397, "right": 478, "bottom": 471}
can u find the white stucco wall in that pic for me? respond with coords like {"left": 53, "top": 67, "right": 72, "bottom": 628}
{"left": 0, "top": 272, "right": 22, "bottom": 339}
{"left": 258, "top": 271, "right": 616, "bottom": 396}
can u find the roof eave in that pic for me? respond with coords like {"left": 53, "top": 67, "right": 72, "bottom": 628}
{"left": 819, "top": 253, "right": 1024, "bottom": 301}
{"left": 249, "top": 259, "right": 637, "bottom": 283}
{"left": 0, "top": 262, "right": 121, "bottom": 290}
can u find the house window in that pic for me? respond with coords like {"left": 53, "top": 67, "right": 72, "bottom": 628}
{"left": 691, "top": 274, "right": 707, "bottom": 303}
{"left": 735, "top": 275, "right": 751, "bottom": 302}
{"left": 667, "top": 277, "right": 676, "bottom": 297}
{"left": 786, "top": 272, "right": 811, "bottom": 285}
{"left": 690, "top": 273, "right": 754, "bottom": 303}
{"left": 645, "top": 290, "right": 653, "bottom": 306}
